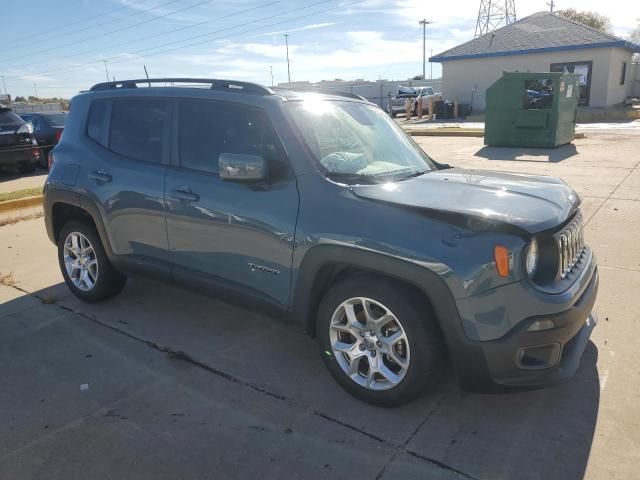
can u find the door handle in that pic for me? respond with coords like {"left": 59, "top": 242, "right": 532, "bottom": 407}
{"left": 88, "top": 169, "right": 111, "bottom": 183}
{"left": 170, "top": 188, "right": 199, "bottom": 202}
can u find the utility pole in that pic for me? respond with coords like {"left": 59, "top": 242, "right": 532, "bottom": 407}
{"left": 419, "top": 19, "right": 433, "bottom": 80}
{"left": 475, "top": 1, "right": 516, "bottom": 38}
{"left": 34, "top": 83, "right": 38, "bottom": 98}
{"left": 547, "top": 0, "right": 555, "bottom": 12}
{"left": 269, "top": 65, "right": 274, "bottom": 87}
{"left": 284, "top": 34, "right": 291, "bottom": 84}
{"left": 103, "top": 60, "right": 110, "bottom": 82}
{"left": 1, "top": 76, "right": 6, "bottom": 95}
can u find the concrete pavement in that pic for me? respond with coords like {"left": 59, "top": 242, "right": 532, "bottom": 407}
{"left": 2, "top": 131, "right": 640, "bottom": 479}
{"left": 0, "top": 170, "right": 47, "bottom": 194}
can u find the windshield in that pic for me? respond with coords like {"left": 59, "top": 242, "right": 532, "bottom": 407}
{"left": 286, "top": 97, "right": 435, "bottom": 183}
{"left": 43, "top": 113, "right": 67, "bottom": 127}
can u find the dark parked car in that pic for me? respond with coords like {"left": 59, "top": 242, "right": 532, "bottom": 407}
{"left": 0, "top": 105, "right": 41, "bottom": 173}
{"left": 20, "top": 111, "right": 67, "bottom": 168}
{"left": 43, "top": 79, "right": 598, "bottom": 407}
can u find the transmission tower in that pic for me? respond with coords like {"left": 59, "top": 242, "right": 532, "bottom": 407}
{"left": 474, "top": 0, "right": 517, "bottom": 38}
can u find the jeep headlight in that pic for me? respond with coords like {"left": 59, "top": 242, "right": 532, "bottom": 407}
{"left": 525, "top": 238, "right": 538, "bottom": 277}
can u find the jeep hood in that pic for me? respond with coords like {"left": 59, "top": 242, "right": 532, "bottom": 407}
{"left": 350, "top": 168, "right": 580, "bottom": 234}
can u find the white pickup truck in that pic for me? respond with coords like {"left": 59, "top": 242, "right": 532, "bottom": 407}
{"left": 388, "top": 86, "right": 439, "bottom": 117}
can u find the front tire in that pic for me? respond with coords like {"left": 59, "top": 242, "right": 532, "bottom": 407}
{"left": 317, "top": 275, "right": 445, "bottom": 407}
{"left": 58, "top": 220, "right": 126, "bottom": 302}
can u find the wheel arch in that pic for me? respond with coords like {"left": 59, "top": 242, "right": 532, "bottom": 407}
{"left": 291, "top": 244, "right": 493, "bottom": 388}
{"left": 45, "top": 188, "right": 115, "bottom": 259}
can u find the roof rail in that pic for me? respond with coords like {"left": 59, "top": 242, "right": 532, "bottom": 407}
{"left": 273, "top": 87, "right": 368, "bottom": 102}
{"left": 314, "top": 90, "right": 368, "bottom": 101}
{"left": 89, "top": 78, "right": 273, "bottom": 95}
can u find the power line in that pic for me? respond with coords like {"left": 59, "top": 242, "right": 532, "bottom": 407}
{"left": 0, "top": 0, "right": 212, "bottom": 64}
{"left": 1, "top": 0, "right": 150, "bottom": 50}
{"left": 10, "top": 0, "right": 339, "bottom": 80}
{"left": 3, "top": 1, "right": 282, "bottom": 71}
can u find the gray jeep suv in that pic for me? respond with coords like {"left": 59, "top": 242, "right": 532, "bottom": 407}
{"left": 44, "top": 78, "right": 598, "bottom": 407}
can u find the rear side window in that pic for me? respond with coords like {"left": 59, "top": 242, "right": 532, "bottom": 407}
{"left": 178, "top": 101, "right": 286, "bottom": 176}
{"left": 87, "top": 101, "right": 108, "bottom": 145}
{"left": 109, "top": 100, "right": 168, "bottom": 163}
{"left": 0, "top": 110, "right": 23, "bottom": 127}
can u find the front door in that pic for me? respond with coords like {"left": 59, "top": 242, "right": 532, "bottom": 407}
{"left": 165, "top": 99, "right": 298, "bottom": 307}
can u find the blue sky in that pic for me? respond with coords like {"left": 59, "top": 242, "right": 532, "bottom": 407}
{"left": 1, "top": 0, "right": 636, "bottom": 99}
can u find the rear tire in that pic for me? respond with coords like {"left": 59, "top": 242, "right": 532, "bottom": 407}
{"left": 17, "top": 162, "right": 36, "bottom": 174}
{"left": 57, "top": 220, "right": 126, "bottom": 303}
{"left": 317, "top": 274, "right": 445, "bottom": 407}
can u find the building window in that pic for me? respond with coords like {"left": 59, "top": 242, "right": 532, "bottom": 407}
{"left": 620, "top": 62, "right": 627, "bottom": 85}
{"left": 550, "top": 61, "right": 592, "bottom": 106}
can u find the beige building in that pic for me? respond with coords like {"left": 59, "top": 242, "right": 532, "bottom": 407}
{"left": 431, "top": 12, "right": 640, "bottom": 111}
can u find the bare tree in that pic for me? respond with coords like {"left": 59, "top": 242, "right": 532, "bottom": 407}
{"left": 557, "top": 9, "right": 612, "bottom": 33}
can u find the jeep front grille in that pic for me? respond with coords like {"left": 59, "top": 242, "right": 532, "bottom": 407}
{"left": 556, "top": 213, "right": 585, "bottom": 279}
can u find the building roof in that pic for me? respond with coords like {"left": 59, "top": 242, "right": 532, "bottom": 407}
{"left": 431, "top": 11, "right": 640, "bottom": 62}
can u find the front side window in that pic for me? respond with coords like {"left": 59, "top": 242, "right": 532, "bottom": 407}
{"left": 109, "top": 100, "right": 168, "bottom": 163}
{"left": 178, "top": 101, "right": 286, "bottom": 176}
{"left": 286, "top": 97, "right": 435, "bottom": 183}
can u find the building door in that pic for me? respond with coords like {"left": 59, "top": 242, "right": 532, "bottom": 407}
{"left": 550, "top": 61, "right": 592, "bottom": 106}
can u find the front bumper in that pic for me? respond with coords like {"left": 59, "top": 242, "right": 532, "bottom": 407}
{"left": 479, "top": 267, "right": 598, "bottom": 389}
{"left": 449, "top": 264, "right": 598, "bottom": 392}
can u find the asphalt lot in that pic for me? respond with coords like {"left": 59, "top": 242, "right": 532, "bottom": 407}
{"left": 1, "top": 131, "right": 639, "bottom": 479}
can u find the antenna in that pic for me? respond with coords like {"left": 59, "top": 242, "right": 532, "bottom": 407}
{"left": 475, "top": 0, "right": 517, "bottom": 38}
{"left": 144, "top": 65, "right": 151, "bottom": 87}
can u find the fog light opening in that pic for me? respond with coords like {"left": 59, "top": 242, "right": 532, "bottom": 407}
{"left": 517, "top": 343, "right": 561, "bottom": 370}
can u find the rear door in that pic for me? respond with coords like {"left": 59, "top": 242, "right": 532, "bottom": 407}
{"left": 84, "top": 98, "right": 170, "bottom": 269}
{"left": 165, "top": 99, "right": 298, "bottom": 307}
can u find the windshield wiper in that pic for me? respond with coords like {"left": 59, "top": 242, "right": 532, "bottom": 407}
{"left": 325, "top": 172, "right": 383, "bottom": 185}
{"left": 397, "top": 170, "right": 429, "bottom": 181}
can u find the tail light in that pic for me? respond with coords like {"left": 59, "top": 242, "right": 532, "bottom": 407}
{"left": 55, "top": 129, "right": 64, "bottom": 142}
{"left": 48, "top": 151, "right": 55, "bottom": 169}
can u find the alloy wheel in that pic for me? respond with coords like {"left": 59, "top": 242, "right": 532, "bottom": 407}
{"left": 63, "top": 232, "right": 98, "bottom": 291}
{"left": 329, "top": 297, "right": 410, "bottom": 391}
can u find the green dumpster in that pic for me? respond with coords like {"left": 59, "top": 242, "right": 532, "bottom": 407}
{"left": 485, "top": 72, "right": 580, "bottom": 148}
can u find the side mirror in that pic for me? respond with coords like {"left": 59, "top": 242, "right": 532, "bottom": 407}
{"left": 219, "top": 153, "right": 267, "bottom": 182}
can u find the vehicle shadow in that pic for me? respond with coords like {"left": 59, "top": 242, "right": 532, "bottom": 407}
{"left": 475, "top": 143, "right": 578, "bottom": 163}
{"left": 406, "top": 342, "right": 599, "bottom": 480}
{"left": 3, "top": 279, "right": 600, "bottom": 480}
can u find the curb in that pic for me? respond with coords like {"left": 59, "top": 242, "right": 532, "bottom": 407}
{"left": 406, "top": 129, "right": 484, "bottom": 137}
{"left": 406, "top": 129, "right": 586, "bottom": 140}
{"left": 0, "top": 195, "right": 43, "bottom": 214}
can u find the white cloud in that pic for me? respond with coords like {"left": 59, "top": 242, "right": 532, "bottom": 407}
{"left": 263, "top": 22, "right": 337, "bottom": 36}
